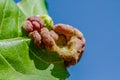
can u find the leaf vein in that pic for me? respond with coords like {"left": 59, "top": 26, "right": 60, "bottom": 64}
{"left": 17, "top": 10, "right": 20, "bottom": 37}
{"left": 0, "top": 54, "right": 16, "bottom": 71}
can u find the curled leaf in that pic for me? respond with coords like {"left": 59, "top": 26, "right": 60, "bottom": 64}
{"left": 22, "top": 16, "right": 85, "bottom": 67}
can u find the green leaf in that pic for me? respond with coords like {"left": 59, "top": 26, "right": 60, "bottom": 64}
{"left": 0, "top": 0, "right": 26, "bottom": 39}
{"left": 17, "top": 0, "right": 48, "bottom": 17}
{"left": 0, "top": 38, "right": 59, "bottom": 80}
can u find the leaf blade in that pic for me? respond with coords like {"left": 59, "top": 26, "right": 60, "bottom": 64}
{"left": 18, "top": 0, "right": 48, "bottom": 17}
{"left": 0, "top": 38, "right": 59, "bottom": 80}
{"left": 0, "top": 0, "right": 26, "bottom": 39}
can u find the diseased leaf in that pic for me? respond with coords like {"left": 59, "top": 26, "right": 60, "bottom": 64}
{"left": 17, "top": 0, "right": 48, "bottom": 17}
{"left": 18, "top": 0, "right": 70, "bottom": 79}
{"left": 29, "top": 41, "right": 69, "bottom": 78}
{"left": 0, "top": 38, "right": 69, "bottom": 80}
{"left": 0, "top": 0, "right": 26, "bottom": 39}
{"left": 0, "top": 0, "right": 70, "bottom": 80}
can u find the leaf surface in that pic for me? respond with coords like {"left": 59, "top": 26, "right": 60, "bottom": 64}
{"left": 18, "top": 0, "right": 48, "bottom": 17}
{"left": 0, "top": 38, "right": 59, "bottom": 80}
{"left": 0, "top": 0, "right": 26, "bottom": 39}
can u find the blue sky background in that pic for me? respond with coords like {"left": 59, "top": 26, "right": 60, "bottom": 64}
{"left": 15, "top": 0, "right": 120, "bottom": 80}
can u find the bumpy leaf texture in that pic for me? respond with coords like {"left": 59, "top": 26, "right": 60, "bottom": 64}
{"left": 0, "top": 0, "right": 69, "bottom": 80}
